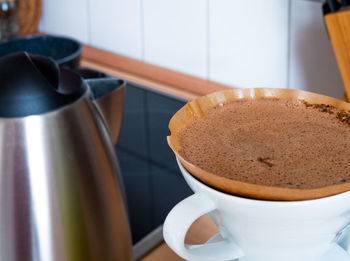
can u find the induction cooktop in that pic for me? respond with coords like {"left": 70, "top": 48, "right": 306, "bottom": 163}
{"left": 114, "top": 83, "right": 193, "bottom": 258}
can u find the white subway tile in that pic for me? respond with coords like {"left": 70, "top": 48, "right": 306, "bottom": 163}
{"left": 289, "top": 0, "right": 344, "bottom": 99}
{"left": 209, "top": 0, "right": 288, "bottom": 89}
{"left": 89, "top": 0, "right": 142, "bottom": 60}
{"left": 40, "top": 0, "right": 89, "bottom": 43}
{"left": 143, "top": 0, "right": 207, "bottom": 78}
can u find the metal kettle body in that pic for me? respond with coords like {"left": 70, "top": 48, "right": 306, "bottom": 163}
{"left": 0, "top": 63, "right": 132, "bottom": 260}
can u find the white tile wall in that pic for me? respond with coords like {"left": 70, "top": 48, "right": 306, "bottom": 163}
{"left": 209, "top": 0, "right": 289, "bottom": 89}
{"left": 143, "top": 0, "right": 207, "bottom": 78}
{"left": 289, "top": 0, "right": 344, "bottom": 99}
{"left": 39, "top": 0, "right": 89, "bottom": 43}
{"left": 88, "top": 0, "right": 142, "bottom": 60}
{"left": 39, "top": 0, "right": 345, "bottom": 98}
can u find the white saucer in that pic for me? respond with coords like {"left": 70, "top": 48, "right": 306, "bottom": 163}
{"left": 206, "top": 234, "right": 350, "bottom": 261}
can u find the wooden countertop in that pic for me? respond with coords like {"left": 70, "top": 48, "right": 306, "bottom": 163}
{"left": 141, "top": 214, "right": 219, "bottom": 261}
{"left": 82, "top": 46, "right": 231, "bottom": 98}
{"left": 81, "top": 60, "right": 199, "bottom": 101}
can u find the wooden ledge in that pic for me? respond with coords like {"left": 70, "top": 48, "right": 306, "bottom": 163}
{"left": 82, "top": 45, "right": 231, "bottom": 100}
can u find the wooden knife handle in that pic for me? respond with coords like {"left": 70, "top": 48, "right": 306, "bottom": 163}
{"left": 325, "top": 10, "right": 350, "bottom": 101}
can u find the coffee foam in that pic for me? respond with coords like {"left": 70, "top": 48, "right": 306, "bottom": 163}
{"left": 168, "top": 88, "right": 350, "bottom": 200}
{"left": 177, "top": 98, "right": 350, "bottom": 189}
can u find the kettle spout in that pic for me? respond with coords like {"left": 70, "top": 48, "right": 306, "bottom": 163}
{"left": 87, "top": 78, "right": 125, "bottom": 144}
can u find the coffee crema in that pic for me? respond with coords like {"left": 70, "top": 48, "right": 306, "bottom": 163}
{"left": 176, "top": 98, "right": 350, "bottom": 190}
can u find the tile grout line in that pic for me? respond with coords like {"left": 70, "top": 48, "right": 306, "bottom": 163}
{"left": 85, "top": 0, "right": 92, "bottom": 44}
{"left": 140, "top": 0, "right": 145, "bottom": 61}
{"left": 206, "top": 0, "right": 210, "bottom": 80}
{"left": 286, "top": 0, "right": 292, "bottom": 90}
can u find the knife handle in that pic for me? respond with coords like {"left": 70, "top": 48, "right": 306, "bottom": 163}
{"left": 325, "top": 10, "right": 350, "bottom": 101}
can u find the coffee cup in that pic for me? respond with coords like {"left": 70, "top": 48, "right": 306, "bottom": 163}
{"left": 163, "top": 88, "right": 350, "bottom": 261}
{"left": 163, "top": 158, "right": 350, "bottom": 261}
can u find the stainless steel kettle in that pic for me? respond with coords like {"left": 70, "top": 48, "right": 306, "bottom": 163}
{"left": 0, "top": 52, "right": 132, "bottom": 261}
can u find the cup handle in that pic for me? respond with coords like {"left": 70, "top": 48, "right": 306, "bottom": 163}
{"left": 163, "top": 193, "right": 244, "bottom": 261}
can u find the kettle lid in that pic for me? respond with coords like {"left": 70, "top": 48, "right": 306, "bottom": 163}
{"left": 0, "top": 52, "right": 86, "bottom": 117}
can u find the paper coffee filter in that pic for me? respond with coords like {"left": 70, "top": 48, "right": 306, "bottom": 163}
{"left": 168, "top": 88, "right": 350, "bottom": 201}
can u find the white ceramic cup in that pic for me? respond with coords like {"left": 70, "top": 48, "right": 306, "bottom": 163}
{"left": 163, "top": 158, "right": 350, "bottom": 261}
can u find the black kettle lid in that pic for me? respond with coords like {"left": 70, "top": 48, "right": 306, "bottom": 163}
{"left": 0, "top": 52, "right": 86, "bottom": 117}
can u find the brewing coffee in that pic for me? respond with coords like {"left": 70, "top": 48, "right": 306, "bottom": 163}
{"left": 175, "top": 98, "right": 350, "bottom": 190}
{"left": 165, "top": 90, "right": 350, "bottom": 261}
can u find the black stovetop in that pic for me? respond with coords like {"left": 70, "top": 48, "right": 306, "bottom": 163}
{"left": 115, "top": 83, "right": 192, "bottom": 244}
